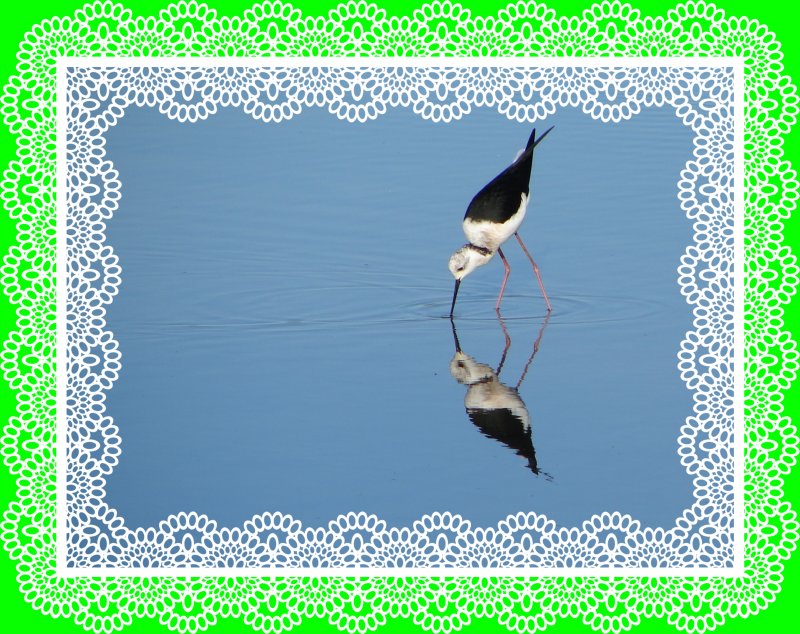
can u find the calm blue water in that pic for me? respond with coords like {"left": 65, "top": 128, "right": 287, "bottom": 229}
{"left": 103, "top": 103, "right": 694, "bottom": 530}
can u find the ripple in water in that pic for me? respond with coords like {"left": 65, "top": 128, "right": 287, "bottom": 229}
{"left": 125, "top": 274, "right": 667, "bottom": 334}
{"left": 414, "top": 292, "right": 666, "bottom": 325}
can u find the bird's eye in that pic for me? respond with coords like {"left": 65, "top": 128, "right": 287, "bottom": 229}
{"left": 457, "top": 266, "right": 465, "bottom": 272}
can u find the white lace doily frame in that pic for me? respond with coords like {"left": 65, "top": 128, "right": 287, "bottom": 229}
{"left": 1, "top": 1, "right": 797, "bottom": 632}
{"left": 54, "top": 58, "right": 741, "bottom": 576}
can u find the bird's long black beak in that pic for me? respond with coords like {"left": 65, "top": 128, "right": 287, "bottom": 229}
{"left": 450, "top": 315, "right": 462, "bottom": 353}
{"left": 449, "top": 279, "right": 461, "bottom": 317}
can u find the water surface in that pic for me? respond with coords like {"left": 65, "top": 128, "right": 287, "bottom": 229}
{"left": 103, "top": 104, "right": 694, "bottom": 529}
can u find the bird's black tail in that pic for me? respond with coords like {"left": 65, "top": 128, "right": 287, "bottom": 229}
{"left": 526, "top": 125, "right": 555, "bottom": 151}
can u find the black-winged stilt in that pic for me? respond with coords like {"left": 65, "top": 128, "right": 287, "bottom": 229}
{"left": 448, "top": 127, "right": 553, "bottom": 317}
{"left": 449, "top": 315, "right": 551, "bottom": 477}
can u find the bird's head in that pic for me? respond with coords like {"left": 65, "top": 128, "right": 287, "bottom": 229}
{"left": 448, "top": 245, "right": 492, "bottom": 281}
{"left": 448, "top": 245, "right": 493, "bottom": 316}
{"left": 450, "top": 351, "right": 496, "bottom": 385}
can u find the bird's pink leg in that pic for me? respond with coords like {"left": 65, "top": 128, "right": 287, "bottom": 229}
{"left": 495, "top": 311, "right": 512, "bottom": 375}
{"left": 515, "top": 232, "right": 552, "bottom": 313}
{"left": 516, "top": 311, "right": 551, "bottom": 390}
{"left": 495, "top": 248, "right": 511, "bottom": 312}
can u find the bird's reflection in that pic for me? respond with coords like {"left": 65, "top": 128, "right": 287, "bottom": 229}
{"left": 449, "top": 314, "right": 551, "bottom": 478}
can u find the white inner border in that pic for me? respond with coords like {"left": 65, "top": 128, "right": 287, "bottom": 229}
{"left": 55, "top": 57, "right": 745, "bottom": 577}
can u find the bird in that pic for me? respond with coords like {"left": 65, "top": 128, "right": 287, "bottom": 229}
{"left": 448, "top": 315, "right": 551, "bottom": 477}
{"left": 448, "top": 126, "right": 553, "bottom": 317}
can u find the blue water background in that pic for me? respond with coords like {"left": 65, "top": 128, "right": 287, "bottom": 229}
{"left": 103, "top": 103, "right": 694, "bottom": 530}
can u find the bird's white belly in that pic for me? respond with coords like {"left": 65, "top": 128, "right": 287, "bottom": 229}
{"left": 464, "top": 381, "right": 531, "bottom": 430}
{"left": 462, "top": 193, "right": 528, "bottom": 251}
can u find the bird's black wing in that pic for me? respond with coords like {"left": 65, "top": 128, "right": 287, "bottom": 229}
{"left": 463, "top": 127, "right": 553, "bottom": 224}
{"left": 464, "top": 153, "right": 533, "bottom": 223}
{"left": 467, "top": 408, "right": 540, "bottom": 475}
